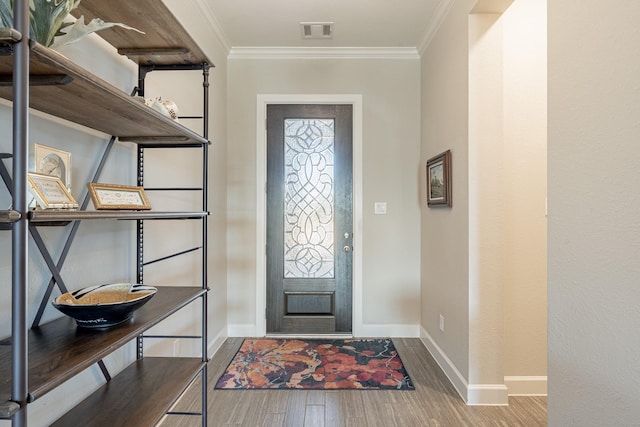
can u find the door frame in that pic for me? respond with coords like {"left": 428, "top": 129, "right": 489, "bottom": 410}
{"left": 256, "top": 94, "right": 363, "bottom": 337}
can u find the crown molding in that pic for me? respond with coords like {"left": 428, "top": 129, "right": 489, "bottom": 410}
{"left": 418, "top": 0, "right": 456, "bottom": 55}
{"left": 228, "top": 46, "right": 420, "bottom": 60}
{"left": 193, "top": 0, "right": 232, "bottom": 55}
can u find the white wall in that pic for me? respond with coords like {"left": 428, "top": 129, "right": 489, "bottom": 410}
{"left": 548, "top": 1, "right": 640, "bottom": 425}
{"left": 420, "top": 0, "right": 547, "bottom": 403}
{"left": 420, "top": 0, "right": 475, "bottom": 388}
{"left": 162, "top": 0, "right": 230, "bottom": 357}
{"left": 502, "top": 0, "right": 547, "bottom": 394}
{"left": 226, "top": 54, "right": 422, "bottom": 336}
{"left": 469, "top": 11, "right": 507, "bottom": 401}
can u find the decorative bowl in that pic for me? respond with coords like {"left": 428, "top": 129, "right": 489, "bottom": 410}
{"left": 52, "top": 283, "right": 157, "bottom": 329}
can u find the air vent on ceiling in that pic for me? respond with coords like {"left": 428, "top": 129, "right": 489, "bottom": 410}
{"left": 300, "top": 22, "right": 333, "bottom": 39}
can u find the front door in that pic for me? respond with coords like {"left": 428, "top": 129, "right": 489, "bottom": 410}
{"left": 266, "top": 104, "right": 353, "bottom": 334}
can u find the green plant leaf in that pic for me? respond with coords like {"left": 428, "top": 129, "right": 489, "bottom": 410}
{"left": 30, "top": 0, "right": 81, "bottom": 46}
{"left": 0, "top": 0, "right": 14, "bottom": 28}
{"left": 50, "top": 15, "right": 144, "bottom": 49}
{"left": 1, "top": 1, "right": 143, "bottom": 48}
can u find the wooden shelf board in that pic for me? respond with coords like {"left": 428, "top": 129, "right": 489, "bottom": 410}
{"left": 50, "top": 358, "right": 205, "bottom": 427}
{"left": 0, "top": 43, "right": 208, "bottom": 145}
{"left": 72, "top": 0, "right": 212, "bottom": 66}
{"left": 29, "top": 210, "right": 208, "bottom": 223}
{"left": 0, "top": 400, "right": 20, "bottom": 419}
{"left": 0, "top": 210, "right": 20, "bottom": 223}
{"left": 0, "top": 287, "right": 206, "bottom": 403}
{"left": 0, "top": 28, "right": 21, "bottom": 44}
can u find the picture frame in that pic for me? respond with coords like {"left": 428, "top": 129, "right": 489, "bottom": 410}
{"left": 87, "top": 183, "right": 151, "bottom": 210}
{"left": 27, "top": 172, "right": 79, "bottom": 209}
{"left": 426, "top": 149, "right": 452, "bottom": 207}
{"left": 34, "top": 144, "right": 72, "bottom": 191}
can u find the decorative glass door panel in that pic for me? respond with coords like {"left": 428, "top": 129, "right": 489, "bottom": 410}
{"left": 284, "top": 118, "right": 335, "bottom": 279}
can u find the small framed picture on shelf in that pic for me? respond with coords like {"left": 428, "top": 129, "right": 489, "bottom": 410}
{"left": 27, "top": 173, "right": 79, "bottom": 209}
{"left": 426, "top": 149, "right": 452, "bottom": 207}
{"left": 88, "top": 183, "right": 151, "bottom": 210}
{"left": 34, "top": 144, "right": 72, "bottom": 191}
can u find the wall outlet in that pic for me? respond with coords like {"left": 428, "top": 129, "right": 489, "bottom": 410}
{"left": 374, "top": 202, "right": 387, "bottom": 214}
{"left": 439, "top": 314, "right": 445, "bottom": 332}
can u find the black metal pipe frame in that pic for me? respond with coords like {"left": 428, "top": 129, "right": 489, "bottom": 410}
{"left": 12, "top": 0, "right": 29, "bottom": 425}
{"left": 135, "top": 61, "right": 211, "bottom": 426}
{"left": 200, "top": 63, "right": 210, "bottom": 427}
{"left": 134, "top": 67, "right": 212, "bottom": 427}
{"left": 136, "top": 145, "right": 145, "bottom": 361}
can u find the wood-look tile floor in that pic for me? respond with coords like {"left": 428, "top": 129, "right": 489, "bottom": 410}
{"left": 162, "top": 338, "right": 547, "bottom": 427}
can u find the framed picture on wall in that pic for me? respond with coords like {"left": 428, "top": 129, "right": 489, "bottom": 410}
{"left": 426, "top": 149, "right": 452, "bottom": 207}
{"left": 27, "top": 173, "right": 79, "bottom": 209}
{"left": 87, "top": 183, "right": 151, "bottom": 210}
{"left": 34, "top": 143, "right": 72, "bottom": 191}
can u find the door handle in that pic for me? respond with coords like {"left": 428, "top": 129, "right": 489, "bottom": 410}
{"left": 343, "top": 245, "right": 352, "bottom": 252}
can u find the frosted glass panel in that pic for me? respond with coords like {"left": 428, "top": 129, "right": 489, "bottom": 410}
{"left": 284, "top": 119, "right": 335, "bottom": 278}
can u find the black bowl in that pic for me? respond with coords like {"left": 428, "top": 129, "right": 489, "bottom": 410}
{"left": 52, "top": 283, "right": 157, "bottom": 329}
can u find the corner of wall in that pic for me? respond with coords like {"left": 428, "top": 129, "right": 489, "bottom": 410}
{"left": 420, "top": 326, "right": 467, "bottom": 400}
{"left": 503, "top": 376, "right": 547, "bottom": 396}
{"left": 208, "top": 326, "right": 229, "bottom": 358}
{"left": 420, "top": 327, "right": 509, "bottom": 405}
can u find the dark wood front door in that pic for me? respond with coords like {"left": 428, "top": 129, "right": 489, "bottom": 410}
{"left": 266, "top": 104, "right": 353, "bottom": 334}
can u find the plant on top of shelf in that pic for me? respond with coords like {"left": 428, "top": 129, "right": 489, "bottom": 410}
{"left": 0, "top": 0, "right": 142, "bottom": 49}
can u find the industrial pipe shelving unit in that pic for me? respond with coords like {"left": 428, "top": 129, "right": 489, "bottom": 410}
{"left": 0, "top": 1, "right": 213, "bottom": 425}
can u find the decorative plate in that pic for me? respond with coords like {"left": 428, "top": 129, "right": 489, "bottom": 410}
{"left": 52, "top": 283, "right": 157, "bottom": 329}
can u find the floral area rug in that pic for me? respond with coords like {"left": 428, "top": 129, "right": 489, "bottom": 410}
{"left": 214, "top": 338, "right": 414, "bottom": 390}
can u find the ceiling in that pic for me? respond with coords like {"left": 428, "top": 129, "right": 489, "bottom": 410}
{"left": 200, "top": 0, "right": 449, "bottom": 50}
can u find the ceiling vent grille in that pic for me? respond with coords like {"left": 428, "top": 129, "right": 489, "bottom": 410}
{"left": 301, "top": 22, "right": 333, "bottom": 39}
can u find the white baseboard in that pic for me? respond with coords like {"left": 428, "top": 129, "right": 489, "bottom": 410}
{"left": 207, "top": 327, "right": 228, "bottom": 358}
{"left": 227, "top": 324, "right": 258, "bottom": 337}
{"left": 419, "top": 326, "right": 468, "bottom": 401}
{"left": 358, "top": 323, "right": 421, "bottom": 337}
{"left": 467, "top": 384, "right": 509, "bottom": 406}
{"left": 504, "top": 376, "right": 547, "bottom": 396}
{"left": 228, "top": 323, "right": 420, "bottom": 338}
{"left": 419, "top": 326, "right": 508, "bottom": 406}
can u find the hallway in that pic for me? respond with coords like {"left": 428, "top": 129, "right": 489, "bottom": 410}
{"left": 165, "top": 338, "right": 546, "bottom": 426}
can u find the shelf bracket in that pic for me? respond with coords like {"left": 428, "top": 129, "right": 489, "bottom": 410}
{"left": 0, "top": 46, "right": 14, "bottom": 56}
{"left": 97, "top": 361, "right": 111, "bottom": 382}
{"left": 118, "top": 47, "right": 190, "bottom": 57}
{"left": 0, "top": 401, "right": 21, "bottom": 419}
{"left": 0, "top": 74, "right": 73, "bottom": 87}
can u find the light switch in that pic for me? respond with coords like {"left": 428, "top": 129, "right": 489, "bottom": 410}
{"left": 374, "top": 202, "right": 387, "bottom": 215}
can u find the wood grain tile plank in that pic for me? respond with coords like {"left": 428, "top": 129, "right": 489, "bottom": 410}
{"left": 283, "top": 390, "right": 308, "bottom": 427}
{"left": 306, "top": 391, "right": 325, "bottom": 405}
{"left": 304, "top": 405, "right": 325, "bottom": 427}
{"left": 338, "top": 389, "right": 365, "bottom": 419}
{"left": 261, "top": 412, "right": 285, "bottom": 427}
{"left": 324, "top": 391, "right": 346, "bottom": 427}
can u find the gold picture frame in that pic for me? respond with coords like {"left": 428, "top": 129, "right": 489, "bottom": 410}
{"left": 426, "top": 149, "right": 452, "bottom": 207}
{"left": 34, "top": 144, "right": 72, "bottom": 191}
{"left": 27, "top": 172, "right": 79, "bottom": 209}
{"left": 88, "top": 183, "right": 151, "bottom": 210}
